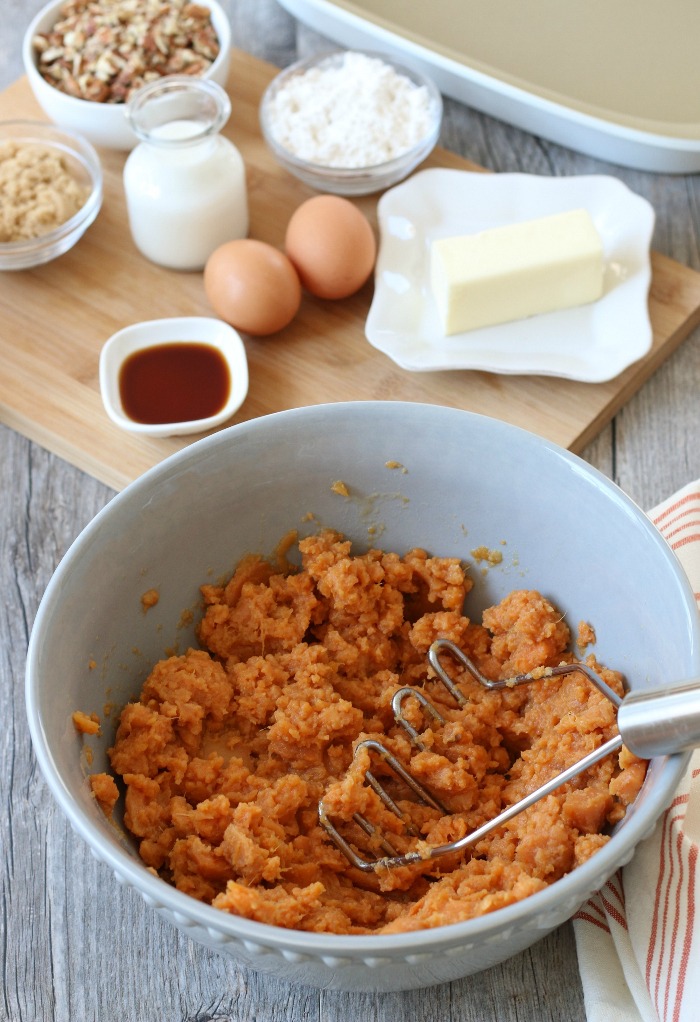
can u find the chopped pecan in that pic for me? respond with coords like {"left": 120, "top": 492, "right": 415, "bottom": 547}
{"left": 31, "top": 0, "right": 221, "bottom": 104}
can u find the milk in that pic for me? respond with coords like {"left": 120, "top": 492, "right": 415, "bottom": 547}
{"left": 124, "top": 89, "right": 248, "bottom": 271}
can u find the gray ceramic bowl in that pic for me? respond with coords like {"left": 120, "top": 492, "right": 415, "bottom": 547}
{"left": 25, "top": 402, "right": 700, "bottom": 992}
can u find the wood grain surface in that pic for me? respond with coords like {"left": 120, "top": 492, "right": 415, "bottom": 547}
{"left": 1, "top": 51, "right": 700, "bottom": 490}
{"left": 3, "top": 3, "right": 700, "bottom": 1022}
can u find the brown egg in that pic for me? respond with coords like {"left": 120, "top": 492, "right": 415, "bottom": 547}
{"left": 204, "top": 239, "right": 302, "bottom": 336}
{"left": 284, "top": 195, "right": 376, "bottom": 300}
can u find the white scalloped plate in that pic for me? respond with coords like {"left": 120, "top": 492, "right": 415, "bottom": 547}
{"left": 365, "top": 169, "right": 655, "bottom": 382}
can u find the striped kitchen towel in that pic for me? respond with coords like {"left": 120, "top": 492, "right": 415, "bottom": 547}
{"left": 574, "top": 479, "right": 700, "bottom": 1022}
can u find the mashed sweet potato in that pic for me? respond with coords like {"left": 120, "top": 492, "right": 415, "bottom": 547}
{"left": 102, "top": 529, "right": 646, "bottom": 934}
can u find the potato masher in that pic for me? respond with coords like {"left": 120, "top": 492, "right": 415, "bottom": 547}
{"left": 318, "top": 637, "right": 700, "bottom": 872}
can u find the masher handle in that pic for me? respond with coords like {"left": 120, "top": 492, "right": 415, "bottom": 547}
{"left": 618, "top": 679, "right": 700, "bottom": 759}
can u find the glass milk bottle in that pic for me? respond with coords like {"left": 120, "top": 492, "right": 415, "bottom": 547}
{"left": 123, "top": 76, "right": 248, "bottom": 271}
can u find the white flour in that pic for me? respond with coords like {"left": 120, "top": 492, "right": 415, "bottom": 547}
{"left": 265, "top": 52, "right": 435, "bottom": 168}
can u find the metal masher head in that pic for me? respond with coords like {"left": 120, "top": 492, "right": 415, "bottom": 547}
{"left": 318, "top": 637, "right": 626, "bottom": 872}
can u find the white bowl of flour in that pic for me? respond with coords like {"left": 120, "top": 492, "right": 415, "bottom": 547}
{"left": 259, "top": 49, "right": 443, "bottom": 195}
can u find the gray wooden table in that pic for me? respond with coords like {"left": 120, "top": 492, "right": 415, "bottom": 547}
{"left": 2, "top": 2, "right": 699, "bottom": 1020}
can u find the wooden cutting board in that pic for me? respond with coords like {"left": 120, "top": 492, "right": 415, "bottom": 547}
{"left": 2, "top": 50, "right": 700, "bottom": 493}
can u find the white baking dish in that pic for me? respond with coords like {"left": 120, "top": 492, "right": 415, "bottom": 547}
{"left": 278, "top": 0, "right": 700, "bottom": 173}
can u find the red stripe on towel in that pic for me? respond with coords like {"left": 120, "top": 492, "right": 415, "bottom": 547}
{"left": 654, "top": 805, "right": 689, "bottom": 1020}
{"left": 605, "top": 872, "right": 625, "bottom": 909}
{"left": 661, "top": 824, "right": 687, "bottom": 1020}
{"left": 653, "top": 492, "right": 700, "bottom": 528}
{"left": 672, "top": 841, "right": 698, "bottom": 1022}
{"left": 574, "top": 910, "right": 611, "bottom": 934}
{"left": 647, "top": 805, "right": 671, "bottom": 992}
{"left": 600, "top": 893, "right": 628, "bottom": 931}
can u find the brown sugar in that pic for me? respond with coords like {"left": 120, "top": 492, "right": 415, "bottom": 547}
{"left": 107, "top": 529, "right": 646, "bottom": 934}
{"left": 0, "top": 141, "right": 88, "bottom": 243}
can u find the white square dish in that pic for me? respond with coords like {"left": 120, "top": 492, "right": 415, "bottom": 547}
{"left": 365, "top": 168, "right": 655, "bottom": 382}
{"left": 99, "top": 316, "right": 249, "bottom": 437}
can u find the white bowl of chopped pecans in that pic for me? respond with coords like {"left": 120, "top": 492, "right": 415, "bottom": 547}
{"left": 22, "top": 0, "right": 232, "bottom": 150}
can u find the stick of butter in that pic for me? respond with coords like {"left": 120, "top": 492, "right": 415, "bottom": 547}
{"left": 429, "top": 208, "right": 604, "bottom": 335}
